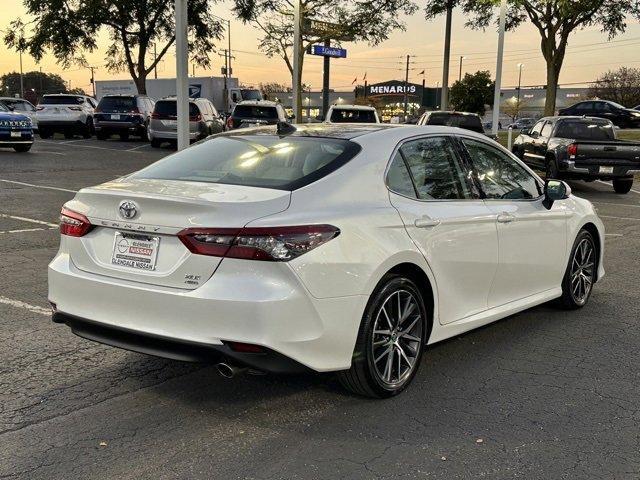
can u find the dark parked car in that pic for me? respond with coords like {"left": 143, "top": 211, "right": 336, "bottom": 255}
{"left": 512, "top": 116, "right": 640, "bottom": 194}
{"left": 418, "top": 111, "right": 497, "bottom": 139}
{"left": 227, "top": 100, "right": 288, "bottom": 130}
{"left": 149, "top": 98, "right": 224, "bottom": 148}
{"left": 94, "top": 95, "right": 155, "bottom": 141}
{"left": 559, "top": 100, "right": 640, "bottom": 129}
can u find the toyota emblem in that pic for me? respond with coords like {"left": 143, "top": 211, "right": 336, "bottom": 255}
{"left": 118, "top": 200, "right": 138, "bottom": 220}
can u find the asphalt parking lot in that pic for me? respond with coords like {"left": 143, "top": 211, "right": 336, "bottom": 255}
{"left": 1, "top": 137, "right": 639, "bottom": 480}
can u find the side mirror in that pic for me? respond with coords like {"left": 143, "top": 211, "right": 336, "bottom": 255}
{"left": 543, "top": 179, "right": 571, "bottom": 210}
{"left": 530, "top": 130, "right": 540, "bottom": 139}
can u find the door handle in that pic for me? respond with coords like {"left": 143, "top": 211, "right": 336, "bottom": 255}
{"left": 497, "top": 212, "right": 516, "bottom": 223}
{"left": 414, "top": 217, "right": 440, "bottom": 228}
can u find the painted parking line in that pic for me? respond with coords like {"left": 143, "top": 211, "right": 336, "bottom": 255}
{"left": 31, "top": 150, "right": 67, "bottom": 156}
{"left": 38, "top": 139, "right": 146, "bottom": 153}
{"left": 0, "top": 179, "right": 77, "bottom": 193}
{"left": 126, "top": 144, "right": 152, "bottom": 152}
{"left": 0, "top": 213, "right": 58, "bottom": 228}
{"left": 605, "top": 233, "right": 624, "bottom": 237}
{"left": 0, "top": 227, "right": 55, "bottom": 235}
{"left": 599, "top": 214, "right": 640, "bottom": 222}
{"left": 591, "top": 201, "right": 640, "bottom": 209}
{"left": 0, "top": 296, "right": 50, "bottom": 316}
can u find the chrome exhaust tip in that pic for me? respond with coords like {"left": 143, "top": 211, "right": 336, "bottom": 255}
{"left": 216, "top": 362, "right": 247, "bottom": 379}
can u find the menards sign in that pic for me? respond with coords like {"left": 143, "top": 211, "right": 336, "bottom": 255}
{"left": 366, "top": 81, "right": 423, "bottom": 97}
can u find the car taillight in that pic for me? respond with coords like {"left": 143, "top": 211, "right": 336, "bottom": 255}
{"left": 178, "top": 225, "right": 340, "bottom": 261}
{"left": 60, "top": 207, "right": 92, "bottom": 237}
{"left": 567, "top": 143, "right": 578, "bottom": 157}
{"left": 226, "top": 116, "right": 234, "bottom": 130}
{"left": 130, "top": 107, "right": 140, "bottom": 113}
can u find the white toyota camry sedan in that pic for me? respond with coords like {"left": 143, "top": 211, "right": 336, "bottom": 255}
{"left": 48, "top": 123, "right": 605, "bottom": 398}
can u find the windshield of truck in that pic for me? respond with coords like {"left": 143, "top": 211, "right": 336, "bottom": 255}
{"left": 555, "top": 120, "right": 615, "bottom": 141}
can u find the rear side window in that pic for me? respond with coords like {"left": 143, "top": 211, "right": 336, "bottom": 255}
{"left": 233, "top": 105, "right": 278, "bottom": 120}
{"left": 399, "top": 137, "right": 471, "bottom": 200}
{"left": 97, "top": 96, "right": 137, "bottom": 112}
{"left": 386, "top": 152, "right": 417, "bottom": 198}
{"left": 41, "top": 96, "right": 84, "bottom": 105}
{"left": 131, "top": 136, "right": 361, "bottom": 190}
{"left": 330, "top": 109, "right": 377, "bottom": 123}
{"left": 555, "top": 120, "right": 615, "bottom": 141}
{"left": 153, "top": 101, "right": 199, "bottom": 117}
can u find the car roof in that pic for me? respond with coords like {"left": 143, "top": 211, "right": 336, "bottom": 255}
{"left": 426, "top": 110, "right": 480, "bottom": 117}
{"left": 330, "top": 104, "right": 376, "bottom": 111}
{"left": 542, "top": 115, "right": 612, "bottom": 122}
{"left": 237, "top": 100, "right": 279, "bottom": 107}
{"left": 219, "top": 123, "right": 490, "bottom": 141}
{"left": 43, "top": 93, "right": 89, "bottom": 97}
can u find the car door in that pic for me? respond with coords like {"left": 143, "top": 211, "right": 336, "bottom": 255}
{"left": 522, "top": 120, "right": 545, "bottom": 166}
{"left": 534, "top": 120, "right": 554, "bottom": 162}
{"left": 387, "top": 135, "right": 499, "bottom": 325}
{"left": 458, "top": 137, "right": 568, "bottom": 307}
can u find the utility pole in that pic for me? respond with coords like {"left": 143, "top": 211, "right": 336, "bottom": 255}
{"left": 227, "top": 19, "right": 232, "bottom": 80}
{"left": 19, "top": 49, "right": 24, "bottom": 98}
{"left": 39, "top": 66, "right": 43, "bottom": 98}
{"left": 458, "top": 56, "right": 465, "bottom": 82}
{"left": 89, "top": 66, "right": 96, "bottom": 97}
{"left": 175, "top": 0, "right": 189, "bottom": 151}
{"left": 441, "top": 3, "right": 453, "bottom": 111}
{"left": 292, "top": 0, "right": 302, "bottom": 122}
{"left": 403, "top": 54, "right": 410, "bottom": 122}
{"left": 491, "top": 0, "right": 507, "bottom": 136}
{"left": 154, "top": 43, "right": 158, "bottom": 79}
{"left": 219, "top": 49, "right": 229, "bottom": 112}
{"left": 322, "top": 39, "right": 330, "bottom": 120}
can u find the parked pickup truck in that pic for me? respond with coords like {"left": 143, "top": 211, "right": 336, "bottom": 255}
{"left": 512, "top": 115, "right": 640, "bottom": 194}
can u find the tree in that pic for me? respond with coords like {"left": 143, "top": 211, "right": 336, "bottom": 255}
{"left": 4, "top": 0, "right": 224, "bottom": 95}
{"left": 0, "top": 71, "right": 68, "bottom": 98}
{"left": 234, "top": 0, "right": 418, "bottom": 118}
{"left": 587, "top": 67, "right": 640, "bottom": 107}
{"left": 449, "top": 70, "right": 494, "bottom": 115}
{"left": 260, "top": 82, "right": 290, "bottom": 100}
{"left": 502, "top": 97, "right": 528, "bottom": 120}
{"left": 425, "top": 0, "right": 640, "bottom": 116}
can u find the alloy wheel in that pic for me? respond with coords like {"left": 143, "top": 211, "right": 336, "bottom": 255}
{"left": 570, "top": 237, "right": 595, "bottom": 305}
{"left": 371, "top": 289, "right": 423, "bottom": 388}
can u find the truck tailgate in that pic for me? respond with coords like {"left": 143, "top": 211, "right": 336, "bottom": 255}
{"left": 573, "top": 140, "right": 640, "bottom": 165}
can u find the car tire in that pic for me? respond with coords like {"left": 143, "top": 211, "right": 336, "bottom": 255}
{"left": 39, "top": 128, "right": 52, "bottom": 139}
{"left": 119, "top": 132, "right": 130, "bottom": 141}
{"left": 150, "top": 138, "right": 162, "bottom": 148}
{"left": 612, "top": 178, "right": 633, "bottom": 194}
{"left": 96, "top": 131, "right": 108, "bottom": 141}
{"left": 545, "top": 156, "right": 559, "bottom": 179}
{"left": 338, "top": 274, "right": 428, "bottom": 398}
{"left": 13, "top": 144, "right": 32, "bottom": 153}
{"left": 556, "top": 229, "right": 597, "bottom": 310}
{"left": 82, "top": 118, "right": 93, "bottom": 139}
{"left": 64, "top": 130, "right": 74, "bottom": 139}
{"left": 140, "top": 121, "right": 149, "bottom": 141}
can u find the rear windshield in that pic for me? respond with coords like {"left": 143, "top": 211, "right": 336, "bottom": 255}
{"left": 153, "top": 100, "right": 199, "bottom": 117}
{"left": 98, "top": 96, "right": 136, "bottom": 112}
{"left": 41, "top": 95, "right": 84, "bottom": 105}
{"left": 241, "top": 89, "right": 263, "bottom": 101}
{"left": 330, "top": 109, "right": 377, "bottom": 123}
{"left": 233, "top": 105, "right": 278, "bottom": 120}
{"left": 426, "top": 113, "right": 483, "bottom": 132}
{"left": 555, "top": 120, "right": 615, "bottom": 141}
{"left": 131, "top": 135, "right": 361, "bottom": 190}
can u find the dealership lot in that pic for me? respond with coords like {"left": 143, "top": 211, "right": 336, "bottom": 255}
{"left": 1, "top": 138, "right": 639, "bottom": 479}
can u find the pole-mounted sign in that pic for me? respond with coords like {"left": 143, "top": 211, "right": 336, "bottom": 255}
{"left": 308, "top": 45, "right": 347, "bottom": 58}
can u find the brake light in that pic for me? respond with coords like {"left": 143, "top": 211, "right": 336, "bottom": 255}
{"left": 190, "top": 113, "right": 202, "bottom": 122}
{"left": 60, "top": 207, "right": 92, "bottom": 237}
{"left": 130, "top": 107, "right": 140, "bottom": 113}
{"left": 567, "top": 143, "right": 578, "bottom": 157}
{"left": 226, "top": 116, "right": 234, "bottom": 130}
{"left": 178, "top": 225, "right": 340, "bottom": 261}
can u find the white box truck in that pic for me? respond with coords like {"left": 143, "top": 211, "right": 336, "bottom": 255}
{"left": 95, "top": 76, "right": 262, "bottom": 113}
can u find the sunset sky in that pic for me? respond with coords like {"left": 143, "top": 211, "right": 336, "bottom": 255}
{"left": 1, "top": 0, "right": 639, "bottom": 93}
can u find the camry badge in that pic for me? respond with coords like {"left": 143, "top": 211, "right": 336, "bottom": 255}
{"left": 118, "top": 200, "right": 138, "bottom": 220}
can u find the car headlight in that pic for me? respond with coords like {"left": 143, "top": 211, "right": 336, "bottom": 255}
{"left": 632, "top": 111, "right": 640, "bottom": 117}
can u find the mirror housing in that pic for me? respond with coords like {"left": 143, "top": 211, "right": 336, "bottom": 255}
{"left": 543, "top": 179, "right": 571, "bottom": 209}
{"left": 529, "top": 130, "right": 540, "bottom": 139}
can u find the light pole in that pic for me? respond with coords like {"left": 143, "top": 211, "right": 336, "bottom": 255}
{"left": 516, "top": 63, "right": 524, "bottom": 118}
{"left": 458, "top": 56, "right": 466, "bottom": 82}
{"left": 440, "top": 3, "right": 453, "bottom": 110}
{"left": 175, "top": 0, "right": 189, "bottom": 151}
{"left": 491, "top": 0, "right": 507, "bottom": 136}
{"left": 292, "top": 0, "right": 302, "bottom": 122}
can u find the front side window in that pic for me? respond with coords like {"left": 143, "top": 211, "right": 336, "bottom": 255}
{"left": 131, "top": 136, "right": 360, "bottom": 190}
{"left": 463, "top": 138, "right": 541, "bottom": 200}
{"left": 574, "top": 102, "right": 593, "bottom": 112}
{"left": 399, "top": 137, "right": 471, "bottom": 200}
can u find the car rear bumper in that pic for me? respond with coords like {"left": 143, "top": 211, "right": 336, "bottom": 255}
{"left": 560, "top": 159, "right": 639, "bottom": 178}
{"left": 48, "top": 253, "right": 366, "bottom": 372}
{"left": 95, "top": 121, "right": 143, "bottom": 132}
{"left": 37, "top": 119, "right": 86, "bottom": 127}
{"left": 0, "top": 131, "right": 34, "bottom": 144}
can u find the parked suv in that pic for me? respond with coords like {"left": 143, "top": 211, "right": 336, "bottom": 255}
{"left": 149, "top": 97, "right": 224, "bottom": 148}
{"left": 417, "top": 111, "right": 499, "bottom": 139}
{"left": 325, "top": 104, "right": 380, "bottom": 123}
{"left": 0, "top": 97, "right": 38, "bottom": 131}
{"left": 559, "top": 100, "right": 640, "bottom": 129}
{"left": 0, "top": 101, "right": 34, "bottom": 152}
{"left": 94, "top": 95, "right": 155, "bottom": 140}
{"left": 227, "top": 100, "right": 287, "bottom": 130}
{"left": 36, "top": 94, "right": 97, "bottom": 139}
